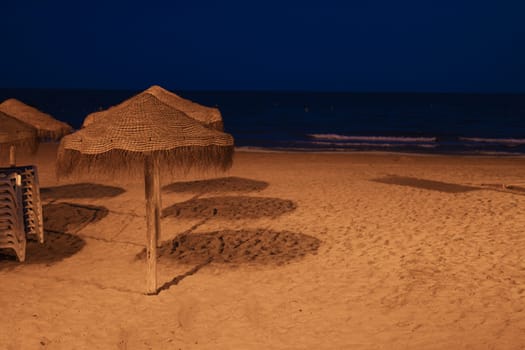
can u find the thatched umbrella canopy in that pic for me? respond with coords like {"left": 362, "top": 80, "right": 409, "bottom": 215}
{"left": 57, "top": 93, "right": 234, "bottom": 294}
{"left": 59, "top": 94, "right": 233, "bottom": 179}
{"left": 82, "top": 85, "right": 224, "bottom": 131}
{"left": 0, "top": 98, "right": 73, "bottom": 141}
{"left": 0, "top": 111, "right": 38, "bottom": 166}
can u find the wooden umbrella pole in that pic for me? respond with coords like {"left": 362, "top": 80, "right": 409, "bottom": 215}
{"left": 9, "top": 145, "right": 16, "bottom": 167}
{"left": 154, "top": 156, "right": 162, "bottom": 248}
{"left": 144, "top": 153, "right": 161, "bottom": 295}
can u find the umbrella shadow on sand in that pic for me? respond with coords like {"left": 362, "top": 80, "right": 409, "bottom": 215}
{"left": 136, "top": 229, "right": 321, "bottom": 293}
{"left": 373, "top": 175, "right": 525, "bottom": 197}
{"left": 162, "top": 196, "right": 297, "bottom": 220}
{"left": 41, "top": 183, "right": 125, "bottom": 200}
{"left": 148, "top": 193, "right": 302, "bottom": 293}
{"left": 156, "top": 176, "right": 299, "bottom": 293}
{"left": 372, "top": 175, "right": 480, "bottom": 193}
{"left": 0, "top": 231, "right": 86, "bottom": 268}
{"left": 43, "top": 202, "right": 109, "bottom": 233}
{"left": 162, "top": 176, "right": 269, "bottom": 194}
{"left": 0, "top": 202, "right": 108, "bottom": 268}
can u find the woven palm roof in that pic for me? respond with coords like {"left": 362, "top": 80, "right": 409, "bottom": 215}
{"left": 0, "top": 98, "right": 73, "bottom": 141}
{"left": 82, "top": 85, "right": 224, "bottom": 130}
{"left": 0, "top": 111, "right": 38, "bottom": 155}
{"left": 57, "top": 93, "right": 234, "bottom": 180}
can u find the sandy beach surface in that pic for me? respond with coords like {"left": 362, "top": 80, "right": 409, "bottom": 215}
{"left": 1, "top": 143, "right": 525, "bottom": 349}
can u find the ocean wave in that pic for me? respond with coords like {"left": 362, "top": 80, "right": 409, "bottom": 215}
{"left": 235, "top": 146, "right": 525, "bottom": 156}
{"left": 309, "top": 141, "right": 437, "bottom": 148}
{"left": 308, "top": 134, "right": 437, "bottom": 142}
{"left": 459, "top": 137, "right": 525, "bottom": 145}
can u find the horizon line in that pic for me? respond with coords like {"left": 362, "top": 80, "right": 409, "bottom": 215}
{"left": 0, "top": 87, "right": 524, "bottom": 95}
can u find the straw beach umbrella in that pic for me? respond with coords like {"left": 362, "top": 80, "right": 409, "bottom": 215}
{"left": 145, "top": 85, "right": 224, "bottom": 130}
{"left": 0, "top": 111, "right": 38, "bottom": 166}
{"left": 0, "top": 98, "right": 73, "bottom": 141}
{"left": 56, "top": 93, "right": 234, "bottom": 294}
{"left": 82, "top": 85, "right": 224, "bottom": 131}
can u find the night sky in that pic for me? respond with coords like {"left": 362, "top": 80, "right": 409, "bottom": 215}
{"left": 2, "top": 1, "right": 524, "bottom": 92}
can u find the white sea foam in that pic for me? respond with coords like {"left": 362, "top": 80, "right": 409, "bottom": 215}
{"left": 459, "top": 137, "right": 525, "bottom": 145}
{"left": 309, "top": 141, "right": 437, "bottom": 148}
{"left": 308, "top": 134, "right": 437, "bottom": 142}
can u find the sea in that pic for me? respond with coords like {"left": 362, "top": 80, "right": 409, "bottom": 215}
{"left": 1, "top": 88, "right": 525, "bottom": 155}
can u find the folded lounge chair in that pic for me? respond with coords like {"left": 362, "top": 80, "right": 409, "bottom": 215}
{"left": 0, "top": 165, "right": 44, "bottom": 262}
{"left": 0, "top": 173, "right": 26, "bottom": 261}
{"left": 0, "top": 166, "right": 44, "bottom": 244}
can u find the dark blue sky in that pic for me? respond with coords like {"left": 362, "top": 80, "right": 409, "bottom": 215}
{"left": 2, "top": 1, "right": 524, "bottom": 92}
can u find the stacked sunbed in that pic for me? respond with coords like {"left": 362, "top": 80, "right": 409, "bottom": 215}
{"left": 0, "top": 172, "right": 26, "bottom": 261}
{"left": 0, "top": 165, "right": 44, "bottom": 261}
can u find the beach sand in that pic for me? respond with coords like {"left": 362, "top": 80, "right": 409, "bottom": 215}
{"left": 1, "top": 143, "right": 525, "bottom": 349}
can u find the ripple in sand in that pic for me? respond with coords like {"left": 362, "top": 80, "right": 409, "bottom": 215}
{"left": 163, "top": 176, "right": 268, "bottom": 194}
{"left": 136, "top": 229, "right": 321, "bottom": 266}
{"left": 41, "top": 183, "right": 125, "bottom": 200}
{"left": 162, "top": 196, "right": 296, "bottom": 220}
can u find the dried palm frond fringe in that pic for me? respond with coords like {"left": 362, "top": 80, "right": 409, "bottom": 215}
{"left": 0, "top": 137, "right": 39, "bottom": 157}
{"left": 0, "top": 98, "right": 73, "bottom": 141}
{"left": 56, "top": 145, "right": 234, "bottom": 182}
{"left": 0, "top": 135, "right": 38, "bottom": 154}
{"left": 0, "top": 111, "right": 39, "bottom": 158}
{"left": 34, "top": 128, "right": 73, "bottom": 142}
